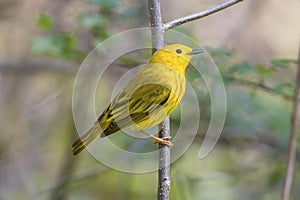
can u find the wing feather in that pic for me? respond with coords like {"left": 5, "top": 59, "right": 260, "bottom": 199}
{"left": 100, "top": 83, "right": 172, "bottom": 136}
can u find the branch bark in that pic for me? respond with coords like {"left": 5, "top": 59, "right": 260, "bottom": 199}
{"left": 282, "top": 43, "right": 300, "bottom": 200}
{"left": 164, "top": 0, "right": 243, "bottom": 30}
{"left": 148, "top": 1, "right": 171, "bottom": 200}
{"left": 148, "top": 0, "right": 164, "bottom": 51}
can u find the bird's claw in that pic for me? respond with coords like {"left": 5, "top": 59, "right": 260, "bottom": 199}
{"left": 154, "top": 136, "right": 173, "bottom": 147}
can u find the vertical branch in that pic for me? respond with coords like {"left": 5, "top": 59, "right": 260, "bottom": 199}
{"left": 148, "top": 1, "right": 171, "bottom": 200}
{"left": 157, "top": 118, "right": 171, "bottom": 200}
{"left": 148, "top": 0, "right": 164, "bottom": 51}
{"left": 282, "top": 43, "right": 300, "bottom": 200}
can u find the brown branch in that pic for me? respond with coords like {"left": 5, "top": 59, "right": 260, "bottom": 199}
{"left": 282, "top": 43, "right": 300, "bottom": 200}
{"left": 148, "top": 1, "right": 171, "bottom": 200}
{"left": 164, "top": 0, "right": 244, "bottom": 30}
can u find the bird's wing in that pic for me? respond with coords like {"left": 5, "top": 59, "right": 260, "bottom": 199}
{"left": 97, "top": 90, "right": 128, "bottom": 133}
{"left": 129, "top": 83, "right": 171, "bottom": 114}
{"left": 100, "top": 83, "right": 172, "bottom": 136}
{"left": 118, "top": 83, "right": 172, "bottom": 127}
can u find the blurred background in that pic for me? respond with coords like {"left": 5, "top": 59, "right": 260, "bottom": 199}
{"left": 0, "top": 0, "right": 300, "bottom": 199}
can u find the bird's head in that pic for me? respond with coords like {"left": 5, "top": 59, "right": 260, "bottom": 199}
{"left": 149, "top": 44, "right": 203, "bottom": 74}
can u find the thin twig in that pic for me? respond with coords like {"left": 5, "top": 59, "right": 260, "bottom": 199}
{"left": 225, "top": 75, "right": 293, "bottom": 101}
{"left": 282, "top": 43, "right": 300, "bottom": 200}
{"left": 0, "top": 58, "right": 77, "bottom": 73}
{"left": 164, "top": 0, "right": 244, "bottom": 30}
{"left": 38, "top": 166, "right": 107, "bottom": 196}
{"left": 148, "top": 0, "right": 171, "bottom": 200}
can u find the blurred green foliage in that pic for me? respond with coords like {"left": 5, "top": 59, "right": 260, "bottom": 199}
{"left": 35, "top": 13, "right": 54, "bottom": 31}
{"left": 88, "top": 0, "right": 119, "bottom": 14}
{"left": 32, "top": 32, "right": 86, "bottom": 61}
{"left": 78, "top": 13, "right": 110, "bottom": 45}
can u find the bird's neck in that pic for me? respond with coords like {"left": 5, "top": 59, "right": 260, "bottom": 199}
{"left": 149, "top": 53, "right": 189, "bottom": 75}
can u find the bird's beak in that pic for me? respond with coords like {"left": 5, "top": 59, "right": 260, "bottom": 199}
{"left": 186, "top": 48, "right": 204, "bottom": 55}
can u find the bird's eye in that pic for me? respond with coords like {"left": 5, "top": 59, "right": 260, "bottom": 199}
{"left": 176, "top": 49, "right": 182, "bottom": 54}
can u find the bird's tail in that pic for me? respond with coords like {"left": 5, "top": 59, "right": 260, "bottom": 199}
{"left": 72, "top": 124, "right": 101, "bottom": 156}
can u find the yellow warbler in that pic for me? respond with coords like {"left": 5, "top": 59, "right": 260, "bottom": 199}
{"left": 72, "top": 44, "right": 203, "bottom": 155}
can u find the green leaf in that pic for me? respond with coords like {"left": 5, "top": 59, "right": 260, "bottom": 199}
{"left": 255, "top": 64, "right": 274, "bottom": 75}
{"left": 268, "top": 164, "right": 285, "bottom": 186}
{"left": 119, "top": 55, "right": 140, "bottom": 67}
{"left": 250, "top": 89, "right": 257, "bottom": 98}
{"left": 79, "top": 14, "right": 107, "bottom": 28}
{"left": 32, "top": 35, "right": 61, "bottom": 55}
{"left": 32, "top": 32, "right": 85, "bottom": 61}
{"left": 271, "top": 58, "right": 296, "bottom": 69}
{"left": 35, "top": 13, "right": 54, "bottom": 31}
{"left": 228, "top": 62, "right": 255, "bottom": 75}
{"left": 207, "top": 47, "right": 232, "bottom": 58}
{"left": 87, "top": 0, "right": 119, "bottom": 8}
{"left": 222, "top": 74, "right": 235, "bottom": 84}
{"left": 274, "top": 83, "right": 295, "bottom": 97}
{"left": 186, "top": 66, "right": 201, "bottom": 81}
